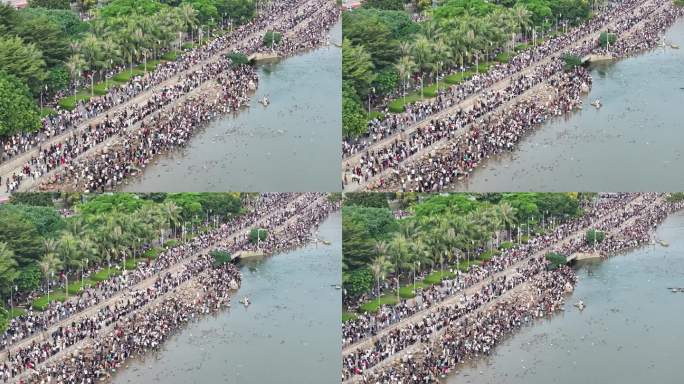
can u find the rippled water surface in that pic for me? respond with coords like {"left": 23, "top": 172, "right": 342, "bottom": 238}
{"left": 112, "top": 212, "right": 342, "bottom": 384}
{"left": 123, "top": 22, "right": 341, "bottom": 192}
{"left": 447, "top": 211, "right": 684, "bottom": 384}
{"left": 454, "top": 19, "right": 684, "bottom": 191}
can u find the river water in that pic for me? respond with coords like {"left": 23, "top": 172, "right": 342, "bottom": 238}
{"left": 447, "top": 210, "right": 684, "bottom": 384}
{"left": 122, "top": 21, "right": 341, "bottom": 193}
{"left": 112, "top": 211, "right": 342, "bottom": 384}
{"left": 454, "top": 19, "right": 684, "bottom": 192}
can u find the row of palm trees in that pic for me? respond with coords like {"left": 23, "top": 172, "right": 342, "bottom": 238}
{"left": 367, "top": 203, "right": 518, "bottom": 298}
{"left": 35, "top": 201, "right": 183, "bottom": 300}
{"left": 394, "top": 6, "right": 534, "bottom": 99}
{"left": 66, "top": 4, "right": 204, "bottom": 95}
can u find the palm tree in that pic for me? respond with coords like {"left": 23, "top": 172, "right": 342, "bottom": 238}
{"left": 411, "top": 35, "right": 433, "bottom": 96}
{"left": 179, "top": 3, "right": 199, "bottom": 44}
{"left": 66, "top": 54, "right": 86, "bottom": 94}
{"left": 38, "top": 252, "right": 62, "bottom": 303}
{"left": 100, "top": 39, "right": 120, "bottom": 88}
{"left": 389, "top": 234, "right": 410, "bottom": 299}
{"left": 430, "top": 39, "right": 451, "bottom": 91}
{"left": 80, "top": 34, "right": 105, "bottom": 96}
{"left": 421, "top": 20, "right": 442, "bottom": 41}
{"left": 161, "top": 201, "right": 181, "bottom": 239}
{"left": 496, "top": 202, "right": 517, "bottom": 241}
{"left": 394, "top": 55, "right": 416, "bottom": 104}
{"left": 369, "top": 254, "right": 393, "bottom": 297}
{"left": 512, "top": 4, "right": 532, "bottom": 42}
{"left": 0, "top": 242, "right": 19, "bottom": 298}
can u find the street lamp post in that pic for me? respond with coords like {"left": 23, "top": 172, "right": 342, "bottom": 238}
{"left": 10, "top": 285, "right": 16, "bottom": 316}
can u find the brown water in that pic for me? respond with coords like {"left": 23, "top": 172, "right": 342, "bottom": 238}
{"left": 112, "top": 211, "right": 342, "bottom": 384}
{"left": 453, "top": 19, "right": 684, "bottom": 192}
{"left": 122, "top": 21, "right": 341, "bottom": 192}
{"left": 447, "top": 211, "right": 684, "bottom": 384}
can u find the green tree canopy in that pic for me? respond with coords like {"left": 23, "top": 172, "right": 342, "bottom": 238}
{"left": 342, "top": 87, "right": 368, "bottom": 138}
{"left": 29, "top": 0, "right": 70, "bottom": 9}
{"left": 14, "top": 13, "right": 70, "bottom": 68}
{"left": 0, "top": 212, "right": 43, "bottom": 267}
{"left": 0, "top": 71, "right": 41, "bottom": 137}
{"left": 0, "top": 36, "right": 47, "bottom": 90}
{"left": 342, "top": 38, "right": 376, "bottom": 97}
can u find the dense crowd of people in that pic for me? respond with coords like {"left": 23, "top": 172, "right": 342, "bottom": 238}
{"left": 341, "top": 0, "right": 662, "bottom": 158}
{"left": 357, "top": 267, "right": 577, "bottom": 383}
{"left": 0, "top": 193, "right": 339, "bottom": 382}
{"left": 2, "top": 0, "right": 340, "bottom": 193}
{"left": 341, "top": 193, "right": 684, "bottom": 382}
{"left": 0, "top": 193, "right": 311, "bottom": 351}
{"left": 343, "top": 0, "right": 682, "bottom": 192}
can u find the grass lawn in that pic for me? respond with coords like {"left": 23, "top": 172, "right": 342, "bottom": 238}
{"left": 444, "top": 70, "right": 473, "bottom": 85}
{"left": 181, "top": 42, "right": 199, "bottom": 50}
{"left": 423, "top": 270, "right": 457, "bottom": 285}
{"left": 112, "top": 67, "right": 146, "bottom": 83}
{"left": 368, "top": 111, "right": 384, "bottom": 121}
{"left": 161, "top": 51, "right": 179, "bottom": 61}
{"left": 40, "top": 107, "right": 56, "bottom": 117}
{"left": 58, "top": 90, "right": 91, "bottom": 111}
{"left": 135, "top": 59, "right": 163, "bottom": 73}
{"left": 399, "top": 281, "right": 429, "bottom": 299}
{"left": 32, "top": 291, "right": 68, "bottom": 311}
{"left": 456, "top": 259, "right": 483, "bottom": 272}
{"left": 90, "top": 268, "right": 122, "bottom": 282}
{"left": 496, "top": 51, "right": 512, "bottom": 63}
{"left": 359, "top": 294, "right": 399, "bottom": 313}
{"left": 386, "top": 61, "right": 493, "bottom": 113}
{"left": 8, "top": 308, "right": 26, "bottom": 318}
{"left": 123, "top": 258, "right": 140, "bottom": 270}
{"left": 343, "top": 311, "right": 358, "bottom": 323}
{"left": 164, "top": 239, "right": 179, "bottom": 248}
{"left": 480, "top": 249, "right": 501, "bottom": 261}
{"left": 143, "top": 247, "right": 161, "bottom": 259}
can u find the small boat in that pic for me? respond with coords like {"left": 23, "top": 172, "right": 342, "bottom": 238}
{"left": 668, "top": 287, "right": 684, "bottom": 293}
{"left": 321, "top": 240, "right": 331, "bottom": 245}
{"left": 334, "top": 285, "right": 342, "bottom": 290}
{"left": 671, "top": 44, "right": 680, "bottom": 49}
{"left": 591, "top": 99, "right": 602, "bottom": 109}
{"left": 239, "top": 297, "right": 250, "bottom": 306}
{"left": 259, "top": 96, "right": 270, "bottom": 106}
{"left": 658, "top": 240, "right": 669, "bottom": 247}
{"left": 574, "top": 300, "right": 586, "bottom": 311}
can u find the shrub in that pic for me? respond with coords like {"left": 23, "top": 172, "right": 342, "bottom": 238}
{"left": 599, "top": 32, "right": 617, "bottom": 48}
{"left": 586, "top": 229, "right": 605, "bottom": 245}
{"left": 666, "top": 193, "right": 684, "bottom": 202}
{"left": 499, "top": 241, "right": 514, "bottom": 250}
{"left": 263, "top": 30, "right": 282, "bottom": 47}
{"left": 562, "top": 53, "right": 582, "bottom": 71}
{"left": 164, "top": 239, "right": 178, "bottom": 248}
{"left": 545, "top": 252, "right": 567, "bottom": 270}
{"left": 249, "top": 228, "right": 268, "bottom": 244}
{"left": 227, "top": 52, "right": 249, "bottom": 67}
{"left": 344, "top": 267, "right": 373, "bottom": 298}
{"left": 210, "top": 250, "right": 231, "bottom": 267}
